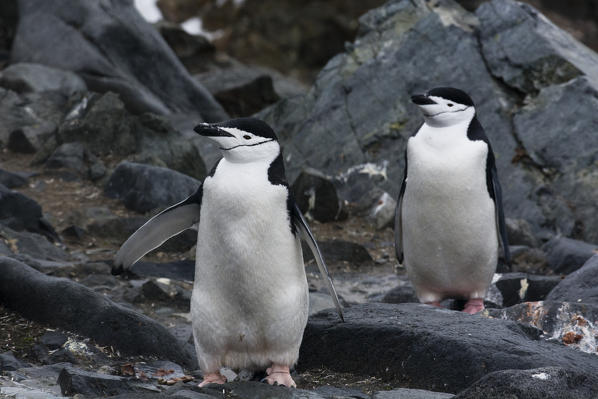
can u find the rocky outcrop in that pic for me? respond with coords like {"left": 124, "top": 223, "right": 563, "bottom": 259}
{"left": 259, "top": 0, "right": 598, "bottom": 244}
{"left": 0, "top": 257, "right": 195, "bottom": 367}
{"left": 11, "top": 0, "right": 226, "bottom": 121}
{"left": 546, "top": 255, "right": 598, "bottom": 304}
{"left": 299, "top": 303, "right": 598, "bottom": 393}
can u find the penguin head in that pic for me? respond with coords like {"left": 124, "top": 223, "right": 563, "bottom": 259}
{"left": 411, "top": 87, "right": 475, "bottom": 127}
{"left": 194, "top": 117, "right": 281, "bottom": 163}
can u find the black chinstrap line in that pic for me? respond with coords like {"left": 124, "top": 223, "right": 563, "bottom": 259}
{"left": 220, "top": 138, "right": 275, "bottom": 151}
{"left": 425, "top": 106, "right": 470, "bottom": 118}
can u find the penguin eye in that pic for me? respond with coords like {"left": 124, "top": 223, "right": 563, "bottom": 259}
{"left": 447, "top": 103, "right": 454, "bottom": 107}
{"left": 243, "top": 135, "right": 251, "bottom": 140}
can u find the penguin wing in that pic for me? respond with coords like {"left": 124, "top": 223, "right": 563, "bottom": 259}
{"left": 467, "top": 117, "right": 511, "bottom": 266}
{"left": 292, "top": 203, "right": 345, "bottom": 322}
{"left": 491, "top": 165, "right": 511, "bottom": 266}
{"left": 394, "top": 146, "right": 408, "bottom": 264}
{"left": 113, "top": 186, "right": 203, "bottom": 273}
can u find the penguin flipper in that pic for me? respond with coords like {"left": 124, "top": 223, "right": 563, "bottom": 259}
{"left": 491, "top": 166, "right": 511, "bottom": 266}
{"left": 394, "top": 146, "right": 408, "bottom": 264}
{"left": 113, "top": 186, "right": 203, "bottom": 273}
{"left": 292, "top": 203, "right": 344, "bottom": 322}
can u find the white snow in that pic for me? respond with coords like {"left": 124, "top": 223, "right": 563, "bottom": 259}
{"left": 134, "top": 0, "right": 162, "bottom": 23}
{"left": 532, "top": 372, "right": 550, "bottom": 380}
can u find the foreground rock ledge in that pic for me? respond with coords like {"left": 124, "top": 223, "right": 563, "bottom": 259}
{"left": 0, "top": 256, "right": 195, "bottom": 367}
{"left": 299, "top": 303, "right": 598, "bottom": 393}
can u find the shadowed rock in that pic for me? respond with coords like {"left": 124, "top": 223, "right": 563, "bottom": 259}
{"left": 0, "top": 257, "right": 195, "bottom": 367}
{"left": 299, "top": 303, "right": 598, "bottom": 393}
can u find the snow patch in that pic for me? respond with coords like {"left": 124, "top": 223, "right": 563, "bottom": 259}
{"left": 532, "top": 372, "right": 550, "bottom": 380}
{"left": 134, "top": 0, "right": 162, "bottom": 23}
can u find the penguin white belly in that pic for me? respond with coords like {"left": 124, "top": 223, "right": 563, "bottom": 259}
{"left": 402, "top": 129, "right": 498, "bottom": 302}
{"left": 191, "top": 160, "right": 308, "bottom": 372}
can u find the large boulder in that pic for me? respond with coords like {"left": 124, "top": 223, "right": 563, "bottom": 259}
{"left": 453, "top": 367, "right": 598, "bottom": 399}
{"left": 259, "top": 0, "right": 598, "bottom": 243}
{"left": 542, "top": 235, "right": 598, "bottom": 274}
{"left": 11, "top": 0, "right": 226, "bottom": 121}
{"left": 0, "top": 256, "right": 195, "bottom": 366}
{"left": 546, "top": 255, "right": 598, "bottom": 305}
{"left": 105, "top": 161, "right": 201, "bottom": 213}
{"left": 299, "top": 303, "right": 598, "bottom": 393}
{"left": 0, "top": 62, "right": 87, "bottom": 96}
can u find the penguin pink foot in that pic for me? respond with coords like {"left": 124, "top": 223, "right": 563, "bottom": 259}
{"left": 198, "top": 372, "right": 227, "bottom": 387}
{"left": 463, "top": 298, "right": 484, "bottom": 314}
{"left": 265, "top": 364, "right": 296, "bottom": 387}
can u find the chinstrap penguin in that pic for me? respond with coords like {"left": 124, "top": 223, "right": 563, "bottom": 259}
{"left": 113, "top": 117, "right": 343, "bottom": 388}
{"left": 394, "top": 87, "right": 510, "bottom": 314}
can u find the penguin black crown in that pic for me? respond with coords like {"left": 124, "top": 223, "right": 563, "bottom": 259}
{"left": 395, "top": 87, "right": 510, "bottom": 315}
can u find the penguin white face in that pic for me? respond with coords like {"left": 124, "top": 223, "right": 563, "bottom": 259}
{"left": 411, "top": 87, "right": 475, "bottom": 127}
{"left": 194, "top": 118, "right": 281, "bottom": 163}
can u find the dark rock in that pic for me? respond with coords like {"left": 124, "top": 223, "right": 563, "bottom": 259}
{"left": 453, "top": 367, "right": 598, "bottom": 399}
{"left": 8, "top": 121, "right": 56, "bottom": 154}
{"left": 45, "top": 142, "right": 86, "bottom": 173}
{"left": 0, "top": 185, "right": 59, "bottom": 241}
{"left": 0, "top": 224, "right": 69, "bottom": 261}
{"left": 505, "top": 218, "right": 539, "bottom": 247}
{"left": 258, "top": 0, "right": 598, "bottom": 245}
{"left": 487, "top": 301, "right": 598, "bottom": 355}
{"left": 61, "top": 225, "right": 86, "bottom": 240}
{"left": 0, "top": 351, "right": 27, "bottom": 371}
{"left": 0, "top": 257, "right": 195, "bottom": 366}
{"left": 546, "top": 255, "right": 598, "bottom": 305}
{"left": 57, "top": 367, "right": 145, "bottom": 397}
{"left": 543, "top": 236, "right": 598, "bottom": 274}
{"left": 373, "top": 389, "right": 454, "bottom": 399}
{"left": 494, "top": 273, "right": 528, "bottom": 307}
{"left": 511, "top": 247, "right": 549, "bottom": 274}
{"left": 39, "top": 331, "right": 68, "bottom": 350}
{"left": 196, "top": 65, "right": 280, "bottom": 117}
{"left": 141, "top": 279, "right": 178, "bottom": 302}
{"left": 299, "top": 303, "right": 598, "bottom": 393}
{"left": 0, "top": 168, "right": 29, "bottom": 188}
{"left": 0, "top": 62, "right": 86, "bottom": 96}
{"left": 512, "top": 77, "right": 598, "bottom": 241}
{"left": 157, "top": 20, "right": 215, "bottom": 63}
{"left": 11, "top": 0, "right": 227, "bottom": 121}
{"left": 56, "top": 92, "right": 207, "bottom": 179}
{"left": 380, "top": 283, "right": 419, "bottom": 304}
{"left": 292, "top": 168, "right": 345, "bottom": 223}
{"left": 130, "top": 260, "right": 196, "bottom": 282}
{"left": 524, "top": 275, "right": 563, "bottom": 301}
{"left": 104, "top": 161, "right": 200, "bottom": 213}
{"left": 302, "top": 239, "right": 372, "bottom": 264}
{"left": 196, "top": 0, "right": 387, "bottom": 81}
{"left": 477, "top": 1, "right": 598, "bottom": 93}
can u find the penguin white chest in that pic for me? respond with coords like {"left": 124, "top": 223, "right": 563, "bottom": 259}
{"left": 191, "top": 159, "right": 308, "bottom": 371}
{"left": 402, "top": 123, "right": 498, "bottom": 300}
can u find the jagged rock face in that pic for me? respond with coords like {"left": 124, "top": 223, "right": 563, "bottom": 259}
{"left": 11, "top": 0, "right": 227, "bottom": 121}
{"left": 259, "top": 0, "right": 598, "bottom": 243}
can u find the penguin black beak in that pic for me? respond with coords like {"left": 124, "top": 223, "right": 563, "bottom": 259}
{"left": 193, "top": 123, "right": 234, "bottom": 137}
{"left": 411, "top": 94, "right": 437, "bottom": 105}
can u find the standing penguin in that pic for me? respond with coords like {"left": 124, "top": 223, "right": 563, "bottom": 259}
{"left": 394, "top": 87, "right": 510, "bottom": 314}
{"left": 113, "top": 117, "right": 343, "bottom": 387}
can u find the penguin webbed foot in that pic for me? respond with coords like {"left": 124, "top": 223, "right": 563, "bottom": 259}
{"left": 198, "top": 371, "right": 227, "bottom": 387}
{"left": 463, "top": 298, "right": 484, "bottom": 314}
{"left": 263, "top": 365, "right": 296, "bottom": 388}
